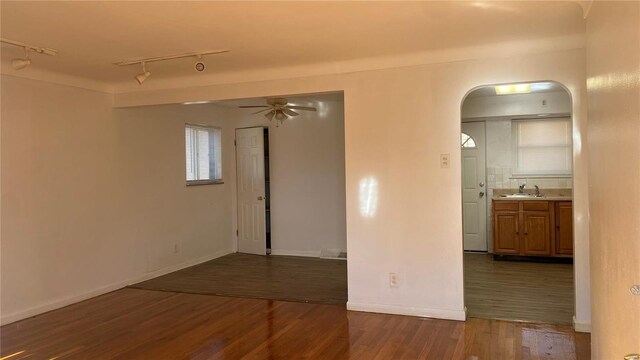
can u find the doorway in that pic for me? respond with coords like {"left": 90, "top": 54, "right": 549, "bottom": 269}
{"left": 235, "top": 126, "right": 271, "bottom": 255}
{"left": 230, "top": 92, "right": 346, "bottom": 259}
{"left": 461, "top": 122, "right": 487, "bottom": 251}
{"left": 461, "top": 81, "right": 576, "bottom": 325}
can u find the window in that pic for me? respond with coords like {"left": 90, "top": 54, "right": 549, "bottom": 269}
{"left": 185, "top": 124, "right": 222, "bottom": 185}
{"left": 461, "top": 132, "right": 477, "bottom": 148}
{"left": 512, "top": 118, "right": 572, "bottom": 177}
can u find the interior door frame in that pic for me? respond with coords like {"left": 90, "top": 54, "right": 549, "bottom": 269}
{"left": 461, "top": 120, "right": 488, "bottom": 252}
{"left": 234, "top": 126, "right": 270, "bottom": 255}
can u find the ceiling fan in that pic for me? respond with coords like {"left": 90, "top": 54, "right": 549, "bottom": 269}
{"left": 239, "top": 98, "right": 317, "bottom": 125}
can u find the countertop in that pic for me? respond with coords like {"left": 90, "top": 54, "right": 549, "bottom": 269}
{"left": 492, "top": 189, "right": 573, "bottom": 201}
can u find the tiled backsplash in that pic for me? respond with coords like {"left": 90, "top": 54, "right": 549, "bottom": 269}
{"left": 486, "top": 167, "right": 572, "bottom": 190}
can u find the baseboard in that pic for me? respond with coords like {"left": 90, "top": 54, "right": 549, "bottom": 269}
{"left": 573, "top": 316, "right": 591, "bottom": 333}
{"left": 269, "top": 249, "right": 322, "bottom": 258}
{"left": 0, "top": 248, "right": 232, "bottom": 326}
{"left": 347, "top": 301, "right": 466, "bottom": 321}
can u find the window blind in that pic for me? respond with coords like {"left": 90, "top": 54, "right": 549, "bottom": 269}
{"left": 512, "top": 118, "right": 572, "bottom": 176}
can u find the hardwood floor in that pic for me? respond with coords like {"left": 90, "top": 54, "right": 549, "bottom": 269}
{"left": 464, "top": 253, "right": 574, "bottom": 324}
{"left": 130, "top": 253, "right": 347, "bottom": 305}
{"left": 0, "top": 288, "right": 590, "bottom": 359}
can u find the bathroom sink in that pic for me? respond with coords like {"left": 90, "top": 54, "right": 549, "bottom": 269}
{"left": 499, "top": 193, "right": 544, "bottom": 198}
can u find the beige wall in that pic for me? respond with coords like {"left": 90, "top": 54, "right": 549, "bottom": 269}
{"left": 0, "top": 75, "right": 236, "bottom": 324}
{"left": 227, "top": 96, "right": 346, "bottom": 257}
{"left": 586, "top": 2, "right": 640, "bottom": 357}
{"left": 114, "top": 49, "right": 591, "bottom": 326}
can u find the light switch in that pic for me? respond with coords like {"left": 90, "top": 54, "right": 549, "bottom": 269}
{"left": 440, "top": 153, "right": 450, "bottom": 168}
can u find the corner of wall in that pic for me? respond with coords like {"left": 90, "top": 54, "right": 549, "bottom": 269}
{"left": 0, "top": 248, "right": 232, "bottom": 326}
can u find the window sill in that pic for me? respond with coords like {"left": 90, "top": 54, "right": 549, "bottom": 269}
{"left": 186, "top": 180, "right": 224, "bottom": 186}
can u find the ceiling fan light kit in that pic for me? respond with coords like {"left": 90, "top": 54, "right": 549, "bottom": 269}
{"left": 114, "top": 49, "right": 229, "bottom": 85}
{"left": 239, "top": 98, "right": 318, "bottom": 126}
{"left": 1, "top": 37, "right": 58, "bottom": 70}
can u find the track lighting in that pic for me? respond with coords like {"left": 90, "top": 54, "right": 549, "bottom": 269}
{"left": 1, "top": 38, "right": 57, "bottom": 71}
{"left": 135, "top": 62, "right": 151, "bottom": 84}
{"left": 11, "top": 47, "right": 31, "bottom": 70}
{"left": 194, "top": 55, "right": 206, "bottom": 72}
{"left": 115, "top": 49, "right": 229, "bottom": 84}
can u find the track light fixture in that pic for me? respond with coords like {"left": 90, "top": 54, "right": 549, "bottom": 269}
{"left": 11, "top": 47, "right": 31, "bottom": 70}
{"left": 135, "top": 62, "right": 151, "bottom": 84}
{"left": 115, "top": 49, "right": 229, "bottom": 85}
{"left": 1, "top": 38, "right": 57, "bottom": 71}
{"left": 194, "top": 55, "right": 206, "bottom": 72}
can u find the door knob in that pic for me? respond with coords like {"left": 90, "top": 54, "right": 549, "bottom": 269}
{"left": 257, "top": 196, "right": 264, "bottom": 200}
{"left": 479, "top": 182, "right": 485, "bottom": 187}
{"left": 479, "top": 191, "right": 485, "bottom": 198}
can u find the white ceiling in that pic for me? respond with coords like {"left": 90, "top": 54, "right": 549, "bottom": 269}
{"left": 0, "top": 1, "right": 585, "bottom": 90}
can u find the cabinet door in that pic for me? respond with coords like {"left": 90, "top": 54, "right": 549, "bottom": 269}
{"left": 523, "top": 211, "right": 551, "bottom": 255}
{"left": 555, "top": 201, "right": 573, "bottom": 255}
{"left": 494, "top": 212, "right": 520, "bottom": 254}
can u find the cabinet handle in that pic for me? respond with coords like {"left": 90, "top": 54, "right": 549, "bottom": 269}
{"left": 525, "top": 232, "right": 528, "bottom": 235}
{"left": 516, "top": 232, "right": 519, "bottom": 235}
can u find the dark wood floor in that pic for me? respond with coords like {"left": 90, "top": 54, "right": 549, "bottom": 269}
{"left": 130, "top": 253, "right": 347, "bottom": 305}
{"left": 464, "top": 253, "right": 574, "bottom": 324}
{"left": 0, "top": 288, "right": 590, "bottom": 359}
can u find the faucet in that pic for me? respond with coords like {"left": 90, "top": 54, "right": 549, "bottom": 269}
{"left": 534, "top": 185, "right": 540, "bottom": 196}
{"left": 518, "top": 184, "right": 526, "bottom": 194}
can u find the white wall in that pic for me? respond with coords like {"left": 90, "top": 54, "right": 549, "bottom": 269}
{"left": 586, "top": 2, "right": 640, "bottom": 357}
{"left": 462, "top": 91, "right": 571, "bottom": 119}
{"left": 226, "top": 96, "right": 346, "bottom": 257}
{"left": 0, "top": 75, "right": 236, "bottom": 324}
{"left": 113, "top": 49, "right": 591, "bottom": 327}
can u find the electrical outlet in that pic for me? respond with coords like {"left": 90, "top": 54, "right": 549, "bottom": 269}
{"left": 389, "top": 272, "right": 398, "bottom": 287}
{"left": 440, "top": 153, "right": 450, "bottom": 168}
{"left": 631, "top": 285, "right": 640, "bottom": 296}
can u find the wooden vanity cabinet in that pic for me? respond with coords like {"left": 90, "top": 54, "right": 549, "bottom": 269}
{"left": 555, "top": 201, "right": 574, "bottom": 255}
{"left": 522, "top": 211, "right": 551, "bottom": 255}
{"left": 494, "top": 212, "right": 520, "bottom": 254}
{"left": 493, "top": 199, "right": 572, "bottom": 258}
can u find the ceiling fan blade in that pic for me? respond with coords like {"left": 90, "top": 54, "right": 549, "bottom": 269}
{"left": 251, "top": 108, "right": 272, "bottom": 115}
{"left": 281, "top": 108, "right": 299, "bottom": 117}
{"left": 265, "top": 110, "right": 276, "bottom": 121}
{"left": 286, "top": 106, "right": 317, "bottom": 111}
{"left": 239, "top": 105, "right": 270, "bottom": 108}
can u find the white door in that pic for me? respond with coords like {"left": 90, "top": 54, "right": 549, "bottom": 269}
{"left": 236, "top": 127, "right": 267, "bottom": 255}
{"left": 461, "top": 122, "right": 487, "bottom": 251}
